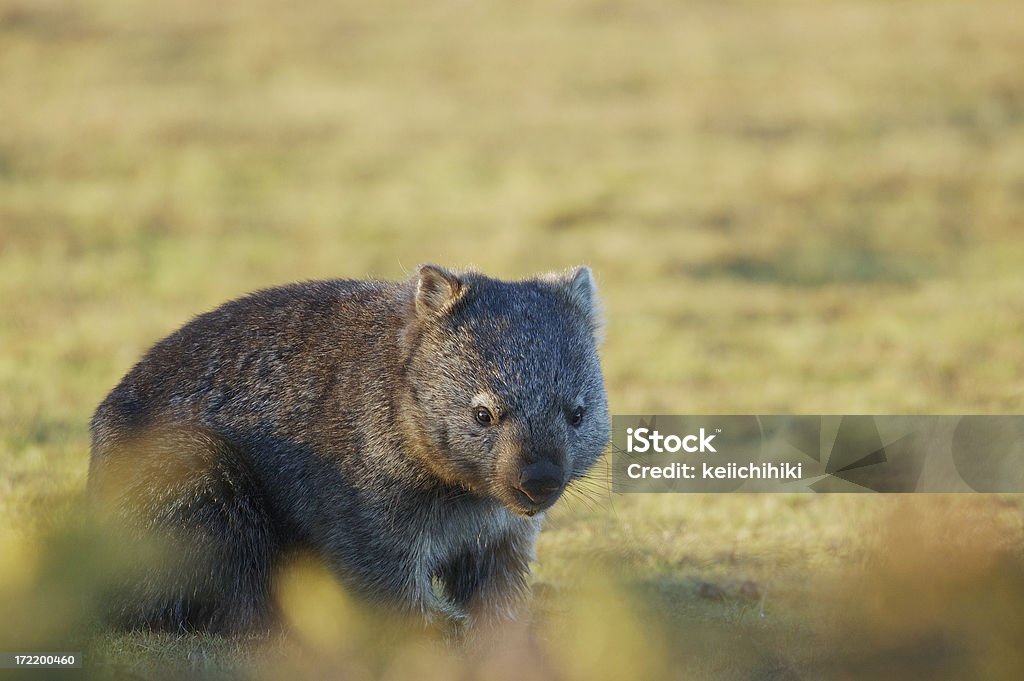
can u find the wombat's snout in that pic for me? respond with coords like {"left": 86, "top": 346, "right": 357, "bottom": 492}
{"left": 515, "top": 460, "right": 564, "bottom": 507}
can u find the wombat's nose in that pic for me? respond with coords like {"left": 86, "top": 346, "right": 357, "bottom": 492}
{"left": 517, "top": 461, "right": 564, "bottom": 505}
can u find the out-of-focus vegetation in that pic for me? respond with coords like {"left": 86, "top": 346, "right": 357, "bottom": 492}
{"left": 1, "top": 0, "right": 1023, "bottom": 678}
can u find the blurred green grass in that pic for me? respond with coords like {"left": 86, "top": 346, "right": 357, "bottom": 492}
{"left": 2, "top": 0, "right": 1024, "bottom": 678}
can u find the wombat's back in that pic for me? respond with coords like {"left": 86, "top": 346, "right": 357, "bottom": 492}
{"left": 90, "top": 279, "right": 402, "bottom": 453}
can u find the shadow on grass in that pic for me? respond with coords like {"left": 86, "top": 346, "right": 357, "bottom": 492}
{"left": 690, "top": 244, "right": 933, "bottom": 287}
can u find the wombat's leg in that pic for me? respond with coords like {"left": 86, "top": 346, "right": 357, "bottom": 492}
{"left": 437, "top": 531, "right": 536, "bottom": 626}
{"left": 91, "top": 426, "right": 278, "bottom": 634}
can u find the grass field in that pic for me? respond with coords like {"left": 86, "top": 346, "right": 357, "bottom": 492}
{"left": 1, "top": 0, "right": 1023, "bottom": 679}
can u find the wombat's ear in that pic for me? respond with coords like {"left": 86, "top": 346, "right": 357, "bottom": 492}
{"left": 549, "top": 266, "right": 605, "bottom": 343}
{"left": 415, "top": 264, "right": 464, "bottom": 316}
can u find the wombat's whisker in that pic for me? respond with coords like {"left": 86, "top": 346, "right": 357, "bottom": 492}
{"left": 562, "top": 486, "right": 602, "bottom": 514}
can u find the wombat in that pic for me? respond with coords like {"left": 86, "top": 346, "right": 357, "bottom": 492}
{"left": 88, "top": 265, "right": 610, "bottom": 634}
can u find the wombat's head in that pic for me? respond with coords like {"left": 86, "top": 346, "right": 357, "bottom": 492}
{"left": 399, "top": 264, "right": 610, "bottom": 517}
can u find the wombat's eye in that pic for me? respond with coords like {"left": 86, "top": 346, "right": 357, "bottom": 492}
{"left": 474, "top": 406, "right": 495, "bottom": 426}
{"left": 569, "top": 406, "right": 585, "bottom": 427}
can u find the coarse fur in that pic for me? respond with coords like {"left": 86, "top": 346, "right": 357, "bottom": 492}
{"left": 88, "top": 265, "right": 610, "bottom": 634}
